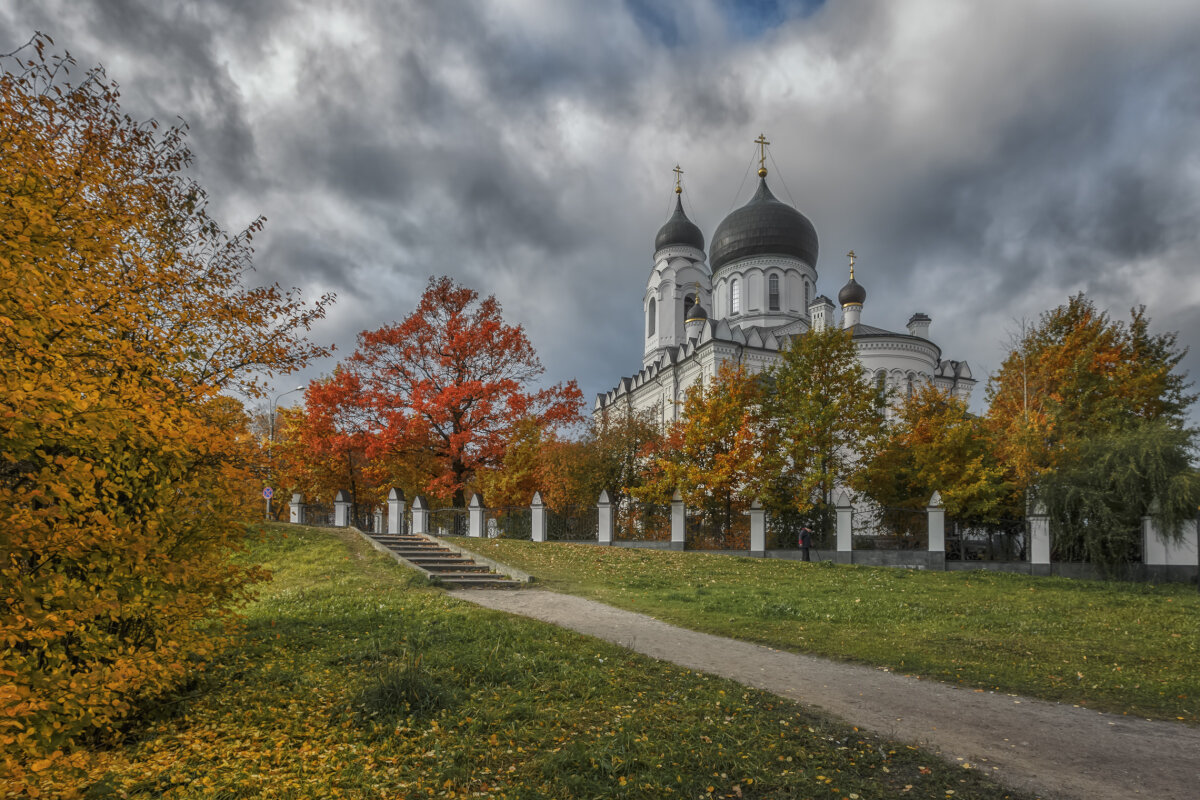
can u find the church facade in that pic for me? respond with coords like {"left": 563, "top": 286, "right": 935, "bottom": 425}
{"left": 595, "top": 141, "right": 976, "bottom": 423}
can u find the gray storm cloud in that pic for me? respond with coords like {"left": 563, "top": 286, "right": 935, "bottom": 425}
{"left": 4, "top": 0, "right": 1199, "bottom": 420}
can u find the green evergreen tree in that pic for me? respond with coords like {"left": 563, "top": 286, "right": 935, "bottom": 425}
{"left": 759, "top": 328, "right": 886, "bottom": 536}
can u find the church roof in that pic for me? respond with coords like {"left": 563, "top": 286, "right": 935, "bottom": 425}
{"left": 655, "top": 194, "right": 705, "bottom": 253}
{"left": 709, "top": 176, "right": 819, "bottom": 271}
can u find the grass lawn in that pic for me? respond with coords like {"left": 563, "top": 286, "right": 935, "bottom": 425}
{"left": 76, "top": 525, "right": 1036, "bottom": 799}
{"left": 448, "top": 539, "right": 1199, "bottom": 724}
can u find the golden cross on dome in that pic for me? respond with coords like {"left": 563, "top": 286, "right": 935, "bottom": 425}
{"left": 755, "top": 133, "right": 770, "bottom": 176}
{"left": 673, "top": 164, "right": 683, "bottom": 194}
{"left": 847, "top": 250, "right": 857, "bottom": 278}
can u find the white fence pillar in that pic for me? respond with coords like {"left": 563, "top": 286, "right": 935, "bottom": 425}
{"left": 748, "top": 499, "right": 766, "bottom": 555}
{"left": 289, "top": 493, "right": 304, "bottom": 524}
{"left": 387, "top": 488, "right": 406, "bottom": 535}
{"left": 834, "top": 489, "right": 853, "bottom": 563}
{"left": 597, "top": 489, "right": 613, "bottom": 545}
{"left": 1144, "top": 509, "right": 1199, "bottom": 573}
{"left": 411, "top": 495, "right": 429, "bottom": 535}
{"left": 1029, "top": 497, "right": 1050, "bottom": 575}
{"left": 926, "top": 490, "right": 946, "bottom": 570}
{"left": 373, "top": 506, "right": 384, "bottom": 533}
{"left": 671, "top": 489, "right": 686, "bottom": 550}
{"left": 531, "top": 491, "right": 547, "bottom": 542}
{"left": 468, "top": 493, "right": 484, "bottom": 538}
{"left": 333, "top": 490, "right": 351, "bottom": 527}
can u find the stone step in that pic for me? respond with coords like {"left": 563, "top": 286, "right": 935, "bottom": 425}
{"left": 366, "top": 532, "right": 521, "bottom": 589}
{"left": 436, "top": 574, "right": 521, "bottom": 588}
{"left": 417, "top": 563, "right": 492, "bottom": 574}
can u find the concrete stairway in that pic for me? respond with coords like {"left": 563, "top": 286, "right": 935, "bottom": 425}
{"left": 368, "top": 532, "right": 522, "bottom": 589}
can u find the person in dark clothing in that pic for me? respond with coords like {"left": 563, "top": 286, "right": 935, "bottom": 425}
{"left": 798, "top": 525, "right": 813, "bottom": 562}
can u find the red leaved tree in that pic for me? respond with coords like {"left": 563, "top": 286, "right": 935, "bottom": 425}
{"left": 308, "top": 276, "right": 583, "bottom": 506}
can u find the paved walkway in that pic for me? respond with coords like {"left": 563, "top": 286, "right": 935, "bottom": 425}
{"left": 450, "top": 589, "right": 1200, "bottom": 800}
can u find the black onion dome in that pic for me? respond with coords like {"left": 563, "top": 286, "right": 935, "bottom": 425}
{"left": 684, "top": 300, "right": 708, "bottom": 323}
{"left": 838, "top": 276, "right": 866, "bottom": 306}
{"left": 709, "top": 177, "right": 819, "bottom": 271}
{"left": 654, "top": 194, "right": 705, "bottom": 252}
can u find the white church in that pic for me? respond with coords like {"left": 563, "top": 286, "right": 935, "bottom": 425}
{"left": 595, "top": 137, "right": 977, "bottom": 423}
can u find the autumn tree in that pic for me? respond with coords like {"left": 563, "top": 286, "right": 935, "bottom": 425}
{"left": 1, "top": 35, "right": 330, "bottom": 790}
{"left": 476, "top": 417, "right": 548, "bottom": 508}
{"left": 759, "top": 328, "right": 887, "bottom": 535}
{"left": 987, "top": 294, "right": 1193, "bottom": 487}
{"left": 987, "top": 295, "right": 1198, "bottom": 565}
{"left": 637, "top": 363, "right": 762, "bottom": 541}
{"left": 854, "top": 385, "right": 1013, "bottom": 522}
{"left": 308, "top": 276, "right": 582, "bottom": 507}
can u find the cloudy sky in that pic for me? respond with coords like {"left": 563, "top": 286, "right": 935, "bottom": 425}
{"left": 6, "top": 0, "right": 1200, "bottom": 421}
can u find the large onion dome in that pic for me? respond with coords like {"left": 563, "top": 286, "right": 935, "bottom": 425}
{"left": 709, "top": 176, "right": 818, "bottom": 271}
{"left": 654, "top": 193, "right": 705, "bottom": 252}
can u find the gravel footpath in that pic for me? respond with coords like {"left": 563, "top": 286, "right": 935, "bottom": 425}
{"left": 449, "top": 589, "right": 1200, "bottom": 800}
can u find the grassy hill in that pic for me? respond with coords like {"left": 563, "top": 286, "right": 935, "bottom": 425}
{"left": 77, "top": 525, "right": 1034, "bottom": 799}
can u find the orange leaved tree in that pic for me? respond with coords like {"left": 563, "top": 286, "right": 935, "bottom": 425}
{"left": 636, "top": 363, "right": 762, "bottom": 544}
{"left": 0, "top": 35, "right": 331, "bottom": 790}
{"left": 306, "top": 276, "right": 582, "bottom": 507}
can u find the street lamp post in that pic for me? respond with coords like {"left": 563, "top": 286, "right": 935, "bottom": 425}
{"left": 267, "top": 386, "right": 304, "bottom": 519}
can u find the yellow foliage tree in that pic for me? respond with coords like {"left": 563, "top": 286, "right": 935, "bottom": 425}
{"left": 636, "top": 363, "right": 762, "bottom": 546}
{"left": 0, "top": 35, "right": 331, "bottom": 792}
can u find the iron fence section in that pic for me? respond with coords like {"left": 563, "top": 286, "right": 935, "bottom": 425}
{"left": 946, "top": 518, "right": 1027, "bottom": 561}
{"left": 487, "top": 506, "right": 532, "bottom": 539}
{"left": 352, "top": 507, "right": 378, "bottom": 533}
{"left": 546, "top": 505, "right": 598, "bottom": 541}
{"left": 766, "top": 507, "right": 834, "bottom": 550}
{"left": 429, "top": 508, "right": 469, "bottom": 537}
{"left": 613, "top": 498, "right": 670, "bottom": 541}
{"left": 300, "top": 504, "right": 334, "bottom": 527}
{"left": 852, "top": 506, "right": 928, "bottom": 550}
{"left": 1051, "top": 530, "right": 1143, "bottom": 565}
{"left": 686, "top": 504, "right": 750, "bottom": 550}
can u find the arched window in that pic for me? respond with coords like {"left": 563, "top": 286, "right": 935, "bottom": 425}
{"left": 683, "top": 293, "right": 695, "bottom": 319}
{"left": 731, "top": 279, "right": 741, "bottom": 314}
{"left": 804, "top": 279, "right": 810, "bottom": 309}
{"left": 906, "top": 372, "right": 915, "bottom": 398}
{"left": 647, "top": 298, "right": 656, "bottom": 336}
{"left": 768, "top": 274, "right": 780, "bottom": 311}
{"left": 874, "top": 370, "right": 888, "bottom": 409}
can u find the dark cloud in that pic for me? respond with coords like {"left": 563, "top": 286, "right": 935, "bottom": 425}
{"left": 4, "top": 0, "right": 1200, "bottom": 424}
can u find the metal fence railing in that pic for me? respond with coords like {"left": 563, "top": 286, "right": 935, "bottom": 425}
{"left": 486, "top": 506, "right": 532, "bottom": 539}
{"left": 546, "top": 505, "right": 598, "bottom": 541}
{"left": 852, "top": 506, "right": 928, "bottom": 550}
{"left": 430, "top": 508, "right": 469, "bottom": 537}
{"left": 766, "top": 507, "right": 834, "bottom": 551}
{"left": 685, "top": 504, "right": 750, "bottom": 550}
{"left": 300, "top": 504, "right": 334, "bottom": 527}
{"left": 614, "top": 499, "right": 670, "bottom": 542}
{"left": 946, "top": 518, "right": 1027, "bottom": 561}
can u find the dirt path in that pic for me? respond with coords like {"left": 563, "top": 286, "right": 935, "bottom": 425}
{"left": 450, "top": 589, "right": 1200, "bottom": 800}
